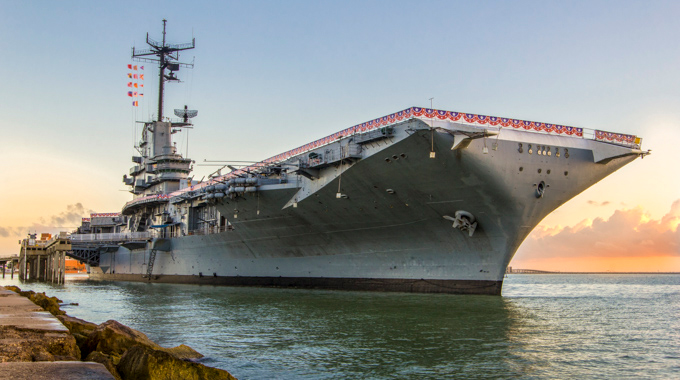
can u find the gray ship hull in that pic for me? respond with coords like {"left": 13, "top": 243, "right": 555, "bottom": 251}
{"left": 90, "top": 122, "right": 639, "bottom": 295}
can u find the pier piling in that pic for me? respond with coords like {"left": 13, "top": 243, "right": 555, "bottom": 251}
{"left": 0, "top": 257, "right": 18, "bottom": 280}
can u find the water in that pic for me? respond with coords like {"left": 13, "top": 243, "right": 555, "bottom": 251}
{"left": 1, "top": 274, "right": 678, "bottom": 379}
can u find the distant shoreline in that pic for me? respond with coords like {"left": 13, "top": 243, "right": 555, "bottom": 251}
{"left": 508, "top": 271, "right": 680, "bottom": 275}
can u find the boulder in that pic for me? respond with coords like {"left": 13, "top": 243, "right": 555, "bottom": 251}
{"left": 29, "top": 292, "right": 65, "bottom": 316}
{"left": 19, "top": 290, "right": 36, "bottom": 298}
{"left": 57, "top": 314, "right": 99, "bottom": 355}
{"left": 5, "top": 285, "right": 21, "bottom": 293}
{"left": 57, "top": 314, "right": 98, "bottom": 336}
{"left": 82, "top": 320, "right": 205, "bottom": 363}
{"left": 159, "top": 344, "right": 204, "bottom": 361}
{"left": 86, "top": 351, "right": 123, "bottom": 380}
{"left": 81, "top": 320, "right": 162, "bottom": 360}
{"left": 5, "top": 286, "right": 64, "bottom": 316}
{"left": 117, "top": 345, "right": 236, "bottom": 380}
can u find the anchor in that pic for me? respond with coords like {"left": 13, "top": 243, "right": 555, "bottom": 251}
{"left": 443, "top": 210, "right": 478, "bottom": 237}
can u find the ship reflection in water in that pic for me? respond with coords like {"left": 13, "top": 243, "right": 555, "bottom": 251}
{"left": 1, "top": 274, "right": 677, "bottom": 379}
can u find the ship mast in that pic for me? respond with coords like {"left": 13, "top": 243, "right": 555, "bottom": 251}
{"left": 124, "top": 20, "right": 197, "bottom": 197}
{"left": 131, "top": 19, "right": 195, "bottom": 121}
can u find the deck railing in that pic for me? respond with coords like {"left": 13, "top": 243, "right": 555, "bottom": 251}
{"left": 123, "top": 107, "right": 642, "bottom": 210}
{"left": 70, "top": 231, "right": 155, "bottom": 242}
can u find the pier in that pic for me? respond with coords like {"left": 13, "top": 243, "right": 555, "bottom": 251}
{"left": 18, "top": 233, "right": 72, "bottom": 284}
{"left": 507, "top": 268, "right": 557, "bottom": 274}
{"left": 0, "top": 254, "right": 19, "bottom": 280}
{"left": 17, "top": 231, "right": 155, "bottom": 284}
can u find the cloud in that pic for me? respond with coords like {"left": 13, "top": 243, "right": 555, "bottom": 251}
{"left": 49, "top": 203, "right": 93, "bottom": 227}
{"left": 587, "top": 200, "right": 610, "bottom": 206}
{"left": 517, "top": 199, "right": 680, "bottom": 260}
{"left": 0, "top": 203, "right": 93, "bottom": 238}
{"left": 0, "top": 226, "right": 23, "bottom": 238}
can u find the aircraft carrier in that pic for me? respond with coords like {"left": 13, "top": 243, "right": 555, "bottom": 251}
{"left": 74, "top": 22, "right": 649, "bottom": 295}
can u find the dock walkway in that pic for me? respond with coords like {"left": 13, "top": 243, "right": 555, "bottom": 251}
{"left": 0, "top": 287, "right": 114, "bottom": 379}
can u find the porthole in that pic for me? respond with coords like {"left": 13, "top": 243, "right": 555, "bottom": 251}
{"left": 385, "top": 158, "right": 391, "bottom": 163}
{"left": 538, "top": 169, "right": 542, "bottom": 173}
{"left": 547, "top": 169, "right": 551, "bottom": 174}
{"left": 518, "top": 143, "right": 524, "bottom": 153}
{"left": 565, "top": 148, "right": 569, "bottom": 159}
{"left": 528, "top": 144, "right": 533, "bottom": 154}
{"left": 519, "top": 167, "right": 524, "bottom": 172}
{"left": 564, "top": 171, "right": 568, "bottom": 176}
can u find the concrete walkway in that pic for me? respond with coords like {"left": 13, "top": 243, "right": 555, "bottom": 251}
{"left": 0, "top": 287, "right": 114, "bottom": 379}
{"left": 0, "top": 288, "right": 67, "bottom": 332}
{"left": 0, "top": 362, "right": 115, "bottom": 380}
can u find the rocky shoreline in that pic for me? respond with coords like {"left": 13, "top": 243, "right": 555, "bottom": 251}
{"left": 1, "top": 285, "right": 236, "bottom": 380}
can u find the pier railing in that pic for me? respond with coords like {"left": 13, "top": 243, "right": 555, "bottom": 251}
{"left": 70, "top": 231, "right": 154, "bottom": 243}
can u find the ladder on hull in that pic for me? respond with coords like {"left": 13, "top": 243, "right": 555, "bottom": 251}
{"left": 145, "top": 249, "right": 157, "bottom": 281}
{"left": 143, "top": 239, "right": 170, "bottom": 281}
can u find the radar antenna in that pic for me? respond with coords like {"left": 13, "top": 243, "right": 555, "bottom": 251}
{"left": 131, "top": 19, "right": 195, "bottom": 121}
{"left": 174, "top": 105, "right": 198, "bottom": 123}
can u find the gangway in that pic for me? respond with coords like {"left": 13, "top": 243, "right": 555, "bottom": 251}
{"left": 69, "top": 231, "right": 156, "bottom": 267}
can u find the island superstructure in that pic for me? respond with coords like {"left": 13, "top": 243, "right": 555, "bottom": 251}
{"left": 70, "top": 21, "right": 649, "bottom": 295}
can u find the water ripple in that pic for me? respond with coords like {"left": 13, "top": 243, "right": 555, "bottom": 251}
{"left": 1, "top": 274, "right": 678, "bottom": 379}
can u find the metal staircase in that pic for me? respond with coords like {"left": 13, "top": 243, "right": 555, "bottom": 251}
{"left": 131, "top": 216, "right": 141, "bottom": 232}
{"left": 131, "top": 213, "right": 150, "bottom": 232}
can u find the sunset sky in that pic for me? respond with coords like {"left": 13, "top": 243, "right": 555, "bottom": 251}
{"left": 1, "top": 1, "right": 678, "bottom": 271}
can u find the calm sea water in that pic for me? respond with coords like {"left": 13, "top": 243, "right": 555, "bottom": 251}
{"left": 1, "top": 274, "right": 678, "bottom": 379}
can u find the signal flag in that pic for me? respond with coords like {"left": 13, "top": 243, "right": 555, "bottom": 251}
{"left": 140, "top": 74, "right": 144, "bottom": 80}
{"left": 127, "top": 82, "right": 133, "bottom": 87}
{"left": 127, "top": 64, "right": 132, "bottom": 69}
{"left": 127, "top": 91, "right": 133, "bottom": 97}
{"left": 133, "top": 83, "right": 138, "bottom": 88}
{"left": 127, "top": 73, "right": 132, "bottom": 78}
{"left": 133, "top": 65, "right": 138, "bottom": 70}
{"left": 132, "top": 101, "right": 138, "bottom": 106}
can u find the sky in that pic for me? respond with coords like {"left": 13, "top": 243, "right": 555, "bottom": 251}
{"left": 0, "top": 0, "right": 678, "bottom": 271}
